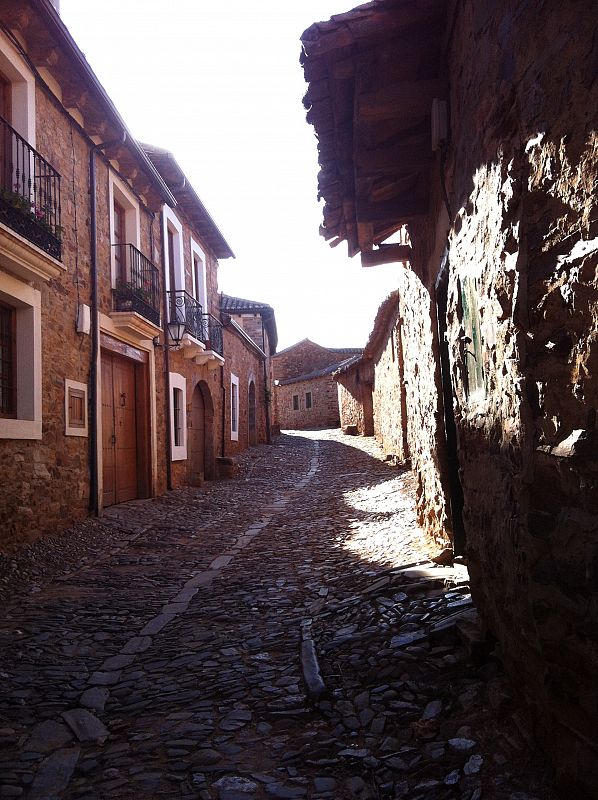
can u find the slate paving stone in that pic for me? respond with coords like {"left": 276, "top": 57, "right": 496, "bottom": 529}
{"left": 25, "top": 720, "right": 73, "bottom": 753}
{"left": 28, "top": 747, "right": 80, "bottom": 799}
{"left": 0, "top": 431, "right": 553, "bottom": 799}
{"left": 61, "top": 710, "right": 108, "bottom": 743}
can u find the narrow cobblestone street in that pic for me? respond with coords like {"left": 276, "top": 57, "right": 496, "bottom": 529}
{"left": 0, "top": 432, "right": 551, "bottom": 800}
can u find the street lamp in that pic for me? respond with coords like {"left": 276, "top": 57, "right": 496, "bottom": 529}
{"left": 167, "top": 319, "right": 186, "bottom": 348}
{"left": 153, "top": 320, "right": 187, "bottom": 350}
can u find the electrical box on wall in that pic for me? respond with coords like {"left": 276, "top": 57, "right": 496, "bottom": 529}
{"left": 77, "top": 304, "right": 91, "bottom": 335}
{"left": 431, "top": 98, "right": 448, "bottom": 151}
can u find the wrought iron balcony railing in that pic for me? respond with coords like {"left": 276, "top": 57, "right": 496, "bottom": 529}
{"left": 167, "top": 289, "right": 206, "bottom": 342}
{"left": 112, "top": 243, "right": 160, "bottom": 327}
{"left": 0, "top": 115, "right": 62, "bottom": 260}
{"left": 204, "top": 313, "right": 223, "bottom": 356}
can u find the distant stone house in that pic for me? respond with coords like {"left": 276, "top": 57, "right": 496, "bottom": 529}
{"left": 301, "top": 0, "right": 598, "bottom": 792}
{"left": 220, "top": 293, "right": 278, "bottom": 443}
{"left": 272, "top": 339, "right": 362, "bottom": 430}
{"left": 335, "top": 291, "right": 409, "bottom": 463}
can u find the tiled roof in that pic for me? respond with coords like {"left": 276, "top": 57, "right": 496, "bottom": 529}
{"left": 278, "top": 354, "right": 363, "bottom": 386}
{"left": 220, "top": 294, "right": 278, "bottom": 353}
{"left": 220, "top": 294, "right": 273, "bottom": 313}
{"left": 273, "top": 338, "right": 362, "bottom": 358}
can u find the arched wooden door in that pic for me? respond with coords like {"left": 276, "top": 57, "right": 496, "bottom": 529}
{"left": 248, "top": 380, "right": 257, "bottom": 446}
{"left": 190, "top": 384, "right": 206, "bottom": 485}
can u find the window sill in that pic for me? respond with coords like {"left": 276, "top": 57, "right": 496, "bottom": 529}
{"left": 0, "top": 418, "right": 42, "bottom": 440}
{"left": 109, "top": 310, "right": 162, "bottom": 341}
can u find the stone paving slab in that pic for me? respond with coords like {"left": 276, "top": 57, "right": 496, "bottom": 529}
{"left": 0, "top": 431, "right": 552, "bottom": 800}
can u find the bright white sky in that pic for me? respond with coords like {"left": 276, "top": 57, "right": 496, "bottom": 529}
{"left": 60, "top": 1, "right": 400, "bottom": 351}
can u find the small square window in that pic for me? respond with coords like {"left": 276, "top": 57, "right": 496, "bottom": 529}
{"left": 305, "top": 391, "right": 312, "bottom": 409}
{"left": 65, "top": 379, "right": 88, "bottom": 437}
{"left": 68, "top": 389, "right": 85, "bottom": 428}
{"left": 292, "top": 394, "right": 299, "bottom": 411}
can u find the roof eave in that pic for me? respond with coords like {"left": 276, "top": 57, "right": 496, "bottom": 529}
{"left": 34, "top": 0, "right": 175, "bottom": 206}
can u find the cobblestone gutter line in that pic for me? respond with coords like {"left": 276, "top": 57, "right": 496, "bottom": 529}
{"left": 25, "top": 441, "right": 322, "bottom": 797}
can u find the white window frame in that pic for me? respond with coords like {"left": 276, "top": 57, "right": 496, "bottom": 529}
{"left": 0, "top": 30, "right": 36, "bottom": 144}
{"left": 64, "top": 379, "right": 88, "bottom": 437}
{"left": 169, "top": 372, "right": 187, "bottom": 460}
{"left": 108, "top": 172, "right": 140, "bottom": 288}
{"left": 230, "top": 373, "right": 239, "bottom": 441}
{"left": 0, "top": 271, "right": 41, "bottom": 440}
{"left": 190, "top": 238, "right": 208, "bottom": 311}
{"left": 163, "top": 205, "right": 185, "bottom": 295}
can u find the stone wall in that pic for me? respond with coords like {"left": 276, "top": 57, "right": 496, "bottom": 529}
{"left": 336, "top": 363, "right": 373, "bottom": 435}
{"left": 396, "top": 267, "right": 452, "bottom": 546}
{"left": 371, "top": 316, "right": 408, "bottom": 461}
{"left": 413, "top": 0, "right": 598, "bottom": 791}
{"left": 222, "top": 325, "right": 267, "bottom": 456}
{"left": 237, "top": 314, "right": 266, "bottom": 351}
{"left": 276, "top": 376, "right": 340, "bottom": 430}
{"left": 0, "top": 86, "right": 94, "bottom": 553}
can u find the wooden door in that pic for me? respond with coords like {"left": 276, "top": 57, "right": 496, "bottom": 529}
{"left": 102, "top": 353, "right": 138, "bottom": 506}
{"left": 190, "top": 385, "right": 205, "bottom": 485}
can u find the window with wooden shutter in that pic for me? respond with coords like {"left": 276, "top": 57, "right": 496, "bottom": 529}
{"left": 68, "top": 388, "right": 85, "bottom": 428}
{"left": 65, "top": 379, "right": 88, "bottom": 436}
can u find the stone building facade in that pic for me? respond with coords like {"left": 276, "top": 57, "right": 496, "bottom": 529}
{"left": 272, "top": 339, "right": 361, "bottom": 430}
{"left": 302, "top": 0, "right": 598, "bottom": 794}
{"left": 0, "top": 0, "right": 174, "bottom": 551}
{"left": 221, "top": 319, "right": 268, "bottom": 456}
{"left": 141, "top": 144, "right": 233, "bottom": 487}
{"left": 335, "top": 291, "right": 409, "bottom": 462}
{"left": 0, "top": 1, "right": 275, "bottom": 553}
{"left": 220, "top": 294, "right": 278, "bottom": 443}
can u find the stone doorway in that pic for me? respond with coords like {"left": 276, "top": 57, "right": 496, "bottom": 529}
{"left": 248, "top": 380, "right": 257, "bottom": 446}
{"left": 189, "top": 380, "right": 215, "bottom": 484}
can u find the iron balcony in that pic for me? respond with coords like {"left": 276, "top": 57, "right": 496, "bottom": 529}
{"left": 0, "top": 115, "right": 62, "bottom": 260}
{"left": 112, "top": 243, "right": 161, "bottom": 326}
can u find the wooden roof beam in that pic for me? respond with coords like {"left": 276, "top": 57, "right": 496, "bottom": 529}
{"left": 358, "top": 79, "right": 440, "bottom": 121}
{"left": 361, "top": 243, "right": 412, "bottom": 268}
{"left": 355, "top": 139, "right": 433, "bottom": 175}
{"left": 356, "top": 195, "right": 428, "bottom": 223}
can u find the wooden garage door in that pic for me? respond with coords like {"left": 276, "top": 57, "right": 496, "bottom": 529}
{"left": 102, "top": 353, "right": 138, "bottom": 506}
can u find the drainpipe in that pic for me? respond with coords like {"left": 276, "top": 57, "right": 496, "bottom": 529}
{"left": 89, "top": 131, "right": 127, "bottom": 516}
{"left": 220, "top": 364, "right": 226, "bottom": 457}
{"left": 159, "top": 209, "right": 173, "bottom": 490}
{"left": 259, "top": 315, "right": 272, "bottom": 444}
